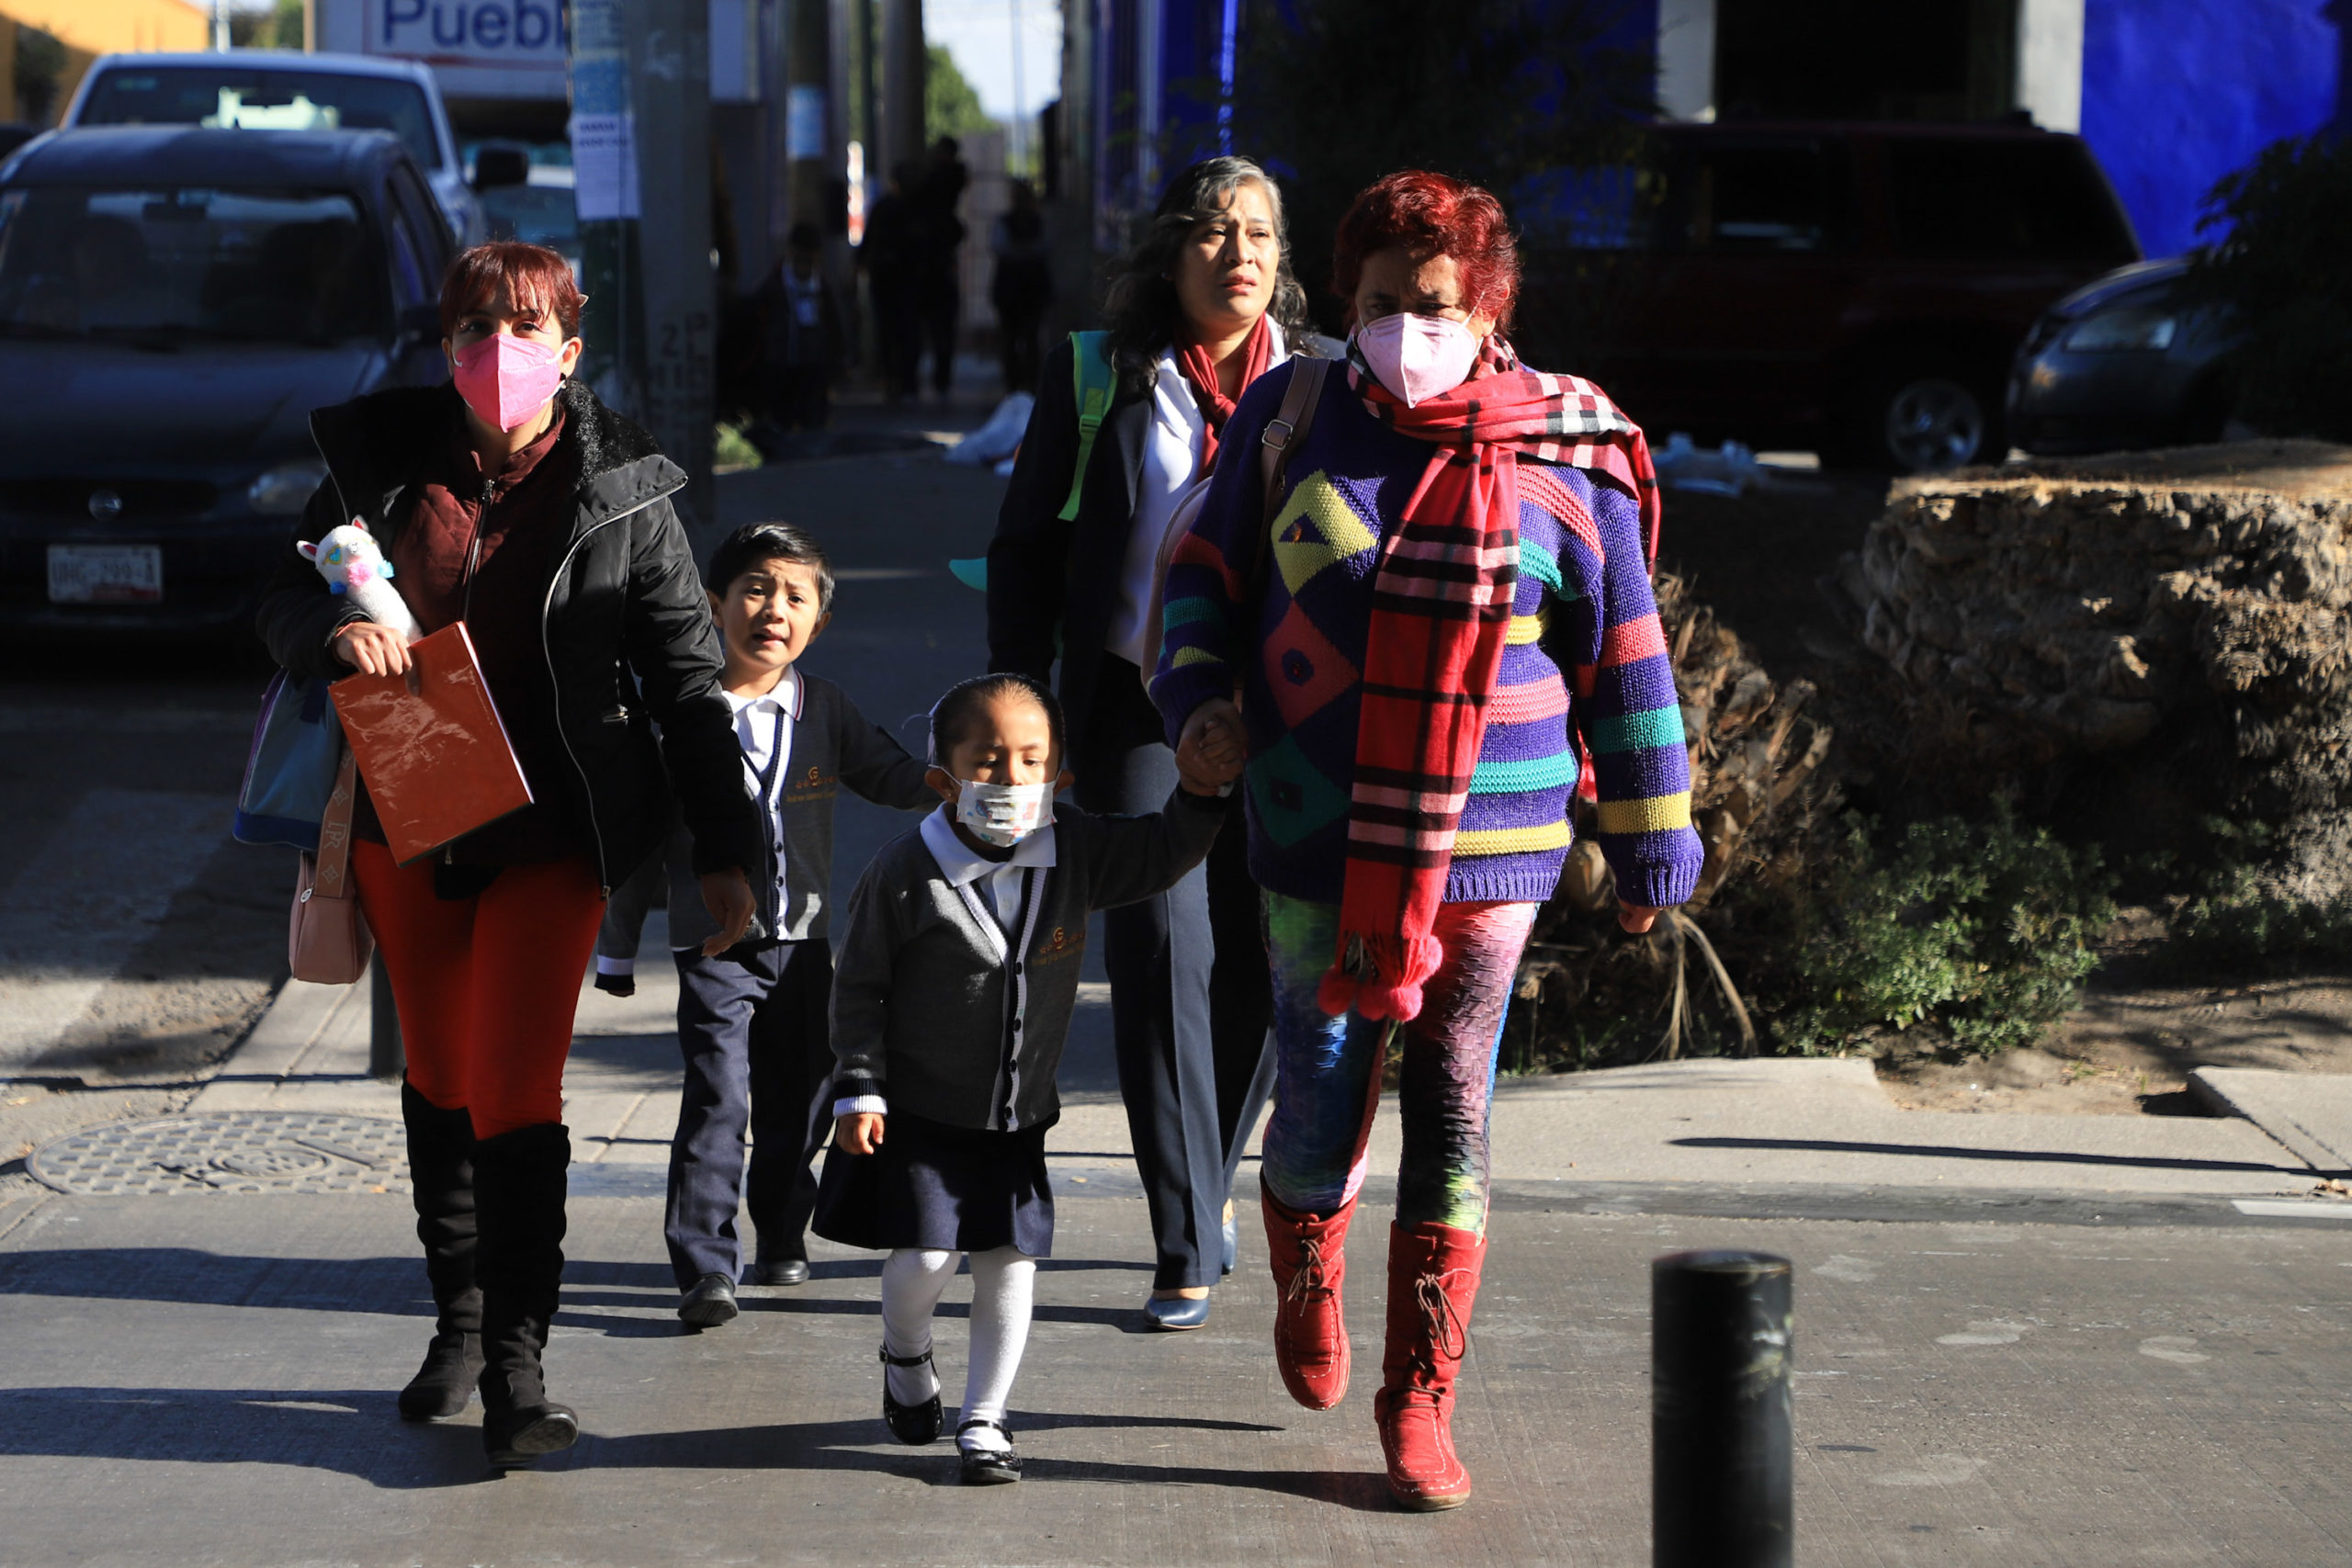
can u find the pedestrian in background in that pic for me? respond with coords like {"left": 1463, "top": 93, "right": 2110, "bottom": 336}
{"left": 254, "top": 242, "right": 762, "bottom": 1468}
{"left": 989, "top": 179, "right": 1054, "bottom": 393}
{"left": 916, "top": 136, "right": 970, "bottom": 401}
{"left": 858, "top": 163, "right": 926, "bottom": 403}
{"left": 755, "top": 221, "right": 843, "bottom": 434}
{"left": 1152, "top": 170, "right": 1702, "bottom": 1509}
{"left": 986, "top": 155, "right": 1316, "bottom": 1330}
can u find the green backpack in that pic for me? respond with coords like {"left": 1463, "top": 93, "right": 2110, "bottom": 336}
{"left": 951, "top": 331, "right": 1117, "bottom": 592}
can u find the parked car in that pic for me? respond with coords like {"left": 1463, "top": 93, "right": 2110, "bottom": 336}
{"left": 62, "top": 51, "right": 483, "bottom": 247}
{"left": 0, "top": 127, "right": 457, "bottom": 635}
{"left": 2006, "top": 257, "right": 2242, "bottom": 456}
{"left": 1520, "top": 121, "right": 2142, "bottom": 470}
{"left": 469, "top": 141, "right": 580, "bottom": 276}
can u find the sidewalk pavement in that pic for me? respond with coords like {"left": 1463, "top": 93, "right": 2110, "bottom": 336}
{"left": 185, "top": 925, "right": 2352, "bottom": 1213}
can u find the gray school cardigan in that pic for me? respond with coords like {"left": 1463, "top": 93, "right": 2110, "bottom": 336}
{"left": 829, "top": 789, "right": 1225, "bottom": 1133}
{"left": 600, "top": 670, "right": 933, "bottom": 954}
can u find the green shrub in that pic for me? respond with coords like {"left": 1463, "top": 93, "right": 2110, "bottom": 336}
{"left": 2149, "top": 819, "right": 2352, "bottom": 968}
{"left": 2186, "top": 133, "right": 2352, "bottom": 442}
{"left": 1766, "top": 807, "right": 2116, "bottom": 1056}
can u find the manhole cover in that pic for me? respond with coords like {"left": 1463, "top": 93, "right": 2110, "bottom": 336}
{"left": 28, "top": 1111, "right": 411, "bottom": 1196}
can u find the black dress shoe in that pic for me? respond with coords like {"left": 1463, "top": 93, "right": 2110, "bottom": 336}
{"left": 879, "top": 1345, "right": 943, "bottom": 1444}
{"left": 956, "top": 1417, "right": 1022, "bottom": 1484}
{"left": 679, "top": 1273, "right": 739, "bottom": 1328}
{"left": 750, "top": 1258, "right": 809, "bottom": 1287}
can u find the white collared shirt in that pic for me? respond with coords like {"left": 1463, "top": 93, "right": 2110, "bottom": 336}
{"left": 831, "top": 807, "right": 1059, "bottom": 1120}
{"left": 1104, "top": 321, "right": 1292, "bottom": 671}
{"left": 916, "top": 803, "right": 1057, "bottom": 935}
{"left": 667, "top": 668, "right": 800, "bottom": 953}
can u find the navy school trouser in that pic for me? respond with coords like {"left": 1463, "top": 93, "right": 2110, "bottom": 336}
{"left": 1077, "top": 667, "right": 1276, "bottom": 1291}
{"left": 665, "top": 938, "right": 835, "bottom": 1291}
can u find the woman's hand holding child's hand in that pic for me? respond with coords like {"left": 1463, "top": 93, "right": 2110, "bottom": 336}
{"left": 698, "top": 868, "right": 758, "bottom": 956}
{"left": 334, "top": 621, "right": 414, "bottom": 677}
{"left": 836, "top": 1111, "right": 885, "bottom": 1155}
{"left": 1174, "top": 703, "right": 1246, "bottom": 795}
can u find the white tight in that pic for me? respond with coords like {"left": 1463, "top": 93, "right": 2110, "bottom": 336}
{"left": 879, "top": 1245, "right": 1035, "bottom": 1450}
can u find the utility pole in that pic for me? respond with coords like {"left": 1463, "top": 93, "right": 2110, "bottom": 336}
{"left": 569, "top": 0, "right": 646, "bottom": 422}
{"left": 629, "top": 0, "right": 718, "bottom": 540}
{"left": 786, "top": 0, "right": 831, "bottom": 232}
{"left": 880, "top": 0, "right": 924, "bottom": 178}
{"left": 572, "top": 0, "right": 717, "bottom": 543}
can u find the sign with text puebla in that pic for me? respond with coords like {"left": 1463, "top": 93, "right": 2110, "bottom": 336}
{"left": 362, "top": 0, "right": 568, "bottom": 73}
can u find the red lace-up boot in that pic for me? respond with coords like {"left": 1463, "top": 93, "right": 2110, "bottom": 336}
{"left": 1374, "top": 1221, "right": 1486, "bottom": 1510}
{"left": 1261, "top": 1189, "right": 1358, "bottom": 1410}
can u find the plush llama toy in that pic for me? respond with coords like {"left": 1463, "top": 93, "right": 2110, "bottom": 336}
{"left": 298, "top": 519, "right": 423, "bottom": 643}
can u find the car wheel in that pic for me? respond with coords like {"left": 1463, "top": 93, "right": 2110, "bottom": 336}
{"left": 1877, "top": 375, "right": 1988, "bottom": 471}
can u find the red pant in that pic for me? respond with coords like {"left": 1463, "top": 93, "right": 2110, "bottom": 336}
{"left": 352, "top": 841, "right": 606, "bottom": 1140}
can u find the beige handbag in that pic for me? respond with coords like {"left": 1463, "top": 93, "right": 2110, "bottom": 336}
{"left": 288, "top": 743, "right": 375, "bottom": 985}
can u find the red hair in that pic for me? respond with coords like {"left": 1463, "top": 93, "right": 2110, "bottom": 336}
{"left": 1330, "top": 171, "right": 1520, "bottom": 330}
{"left": 438, "top": 241, "right": 587, "bottom": 342}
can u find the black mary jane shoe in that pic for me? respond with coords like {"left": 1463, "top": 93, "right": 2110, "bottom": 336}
{"left": 879, "top": 1345, "right": 944, "bottom": 1445}
{"left": 956, "top": 1418, "right": 1023, "bottom": 1485}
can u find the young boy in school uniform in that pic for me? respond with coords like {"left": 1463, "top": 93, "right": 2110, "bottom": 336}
{"left": 594, "top": 521, "right": 933, "bottom": 1325}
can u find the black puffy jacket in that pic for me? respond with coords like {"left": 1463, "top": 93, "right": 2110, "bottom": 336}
{"left": 254, "top": 378, "right": 761, "bottom": 894}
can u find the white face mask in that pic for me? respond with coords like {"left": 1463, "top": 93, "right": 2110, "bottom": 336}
{"left": 1354, "top": 311, "right": 1483, "bottom": 407}
{"left": 954, "top": 777, "right": 1055, "bottom": 848}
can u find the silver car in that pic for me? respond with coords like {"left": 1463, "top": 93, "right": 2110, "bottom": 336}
{"left": 62, "top": 50, "right": 483, "bottom": 249}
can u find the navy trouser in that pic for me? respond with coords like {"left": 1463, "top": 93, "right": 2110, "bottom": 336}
{"left": 1077, "top": 668, "right": 1276, "bottom": 1290}
{"left": 665, "top": 939, "right": 834, "bottom": 1290}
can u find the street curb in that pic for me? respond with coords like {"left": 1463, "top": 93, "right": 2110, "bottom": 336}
{"left": 2188, "top": 1066, "right": 2352, "bottom": 1178}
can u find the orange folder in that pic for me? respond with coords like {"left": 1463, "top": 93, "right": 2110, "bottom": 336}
{"left": 333, "top": 622, "right": 533, "bottom": 865}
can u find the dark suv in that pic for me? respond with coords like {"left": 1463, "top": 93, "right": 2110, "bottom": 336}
{"left": 0, "top": 127, "right": 454, "bottom": 634}
{"left": 1520, "top": 121, "right": 2142, "bottom": 469}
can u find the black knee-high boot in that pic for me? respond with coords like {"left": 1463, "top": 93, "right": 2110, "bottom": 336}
{"left": 398, "top": 1079, "right": 484, "bottom": 1421}
{"left": 474, "top": 1122, "right": 579, "bottom": 1465}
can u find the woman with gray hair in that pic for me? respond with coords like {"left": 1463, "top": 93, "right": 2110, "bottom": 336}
{"left": 986, "top": 156, "right": 1324, "bottom": 1329}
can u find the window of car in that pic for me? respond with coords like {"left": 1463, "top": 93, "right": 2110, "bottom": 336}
{"left": 77, "top": 68, "right": 443, "bottom": 175}
{"left": 1886, "top": 140, "right": 2136, "bottom": 263}
{"left": 1663, "top": 141, "right": 1853, "bottom": 254}
{"left": 0, "top": 184, "right": 391, "bottom": 345}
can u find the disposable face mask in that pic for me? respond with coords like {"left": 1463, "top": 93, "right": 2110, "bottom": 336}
{"left": 452, "top": 331, "right": 565, "bottom": 432}
{"left": 1354, "top": 311, "right": 1482, "bottom": 407}
{"left": 954, "top": 777, "right": 1055, "bottom": 849}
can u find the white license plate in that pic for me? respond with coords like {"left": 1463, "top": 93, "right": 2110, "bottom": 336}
{"left": 47, "top": 545, "right": 163, "bottom": 604}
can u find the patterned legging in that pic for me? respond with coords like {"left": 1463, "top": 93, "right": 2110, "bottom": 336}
{"left": 1259, "top": 894, "right": 1538, "bottom": 1234}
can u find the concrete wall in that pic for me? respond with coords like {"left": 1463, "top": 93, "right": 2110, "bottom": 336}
{"left": 2078, "top": 0, "right": 2342, "bottom": 257}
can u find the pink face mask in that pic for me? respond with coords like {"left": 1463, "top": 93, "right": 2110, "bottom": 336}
{"left": 451, "top": 332, "right": 565, "bottom": 432}
{"left": 1354, "top": 311, "right": 1482, "bottom": 408}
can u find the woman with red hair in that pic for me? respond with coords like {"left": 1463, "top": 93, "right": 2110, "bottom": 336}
{"left": 256, "top": 243, "right": 762, "bottom": 1465}
{"left": 1151, "top": 173, "right": 1702, "bottom": 1508}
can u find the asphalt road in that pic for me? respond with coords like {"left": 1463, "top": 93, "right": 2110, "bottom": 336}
{"left": 0, "top": 1186, "right": 2345, "bottom": 1566}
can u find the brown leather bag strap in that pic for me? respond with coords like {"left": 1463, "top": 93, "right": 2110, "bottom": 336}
{"left": 313, "top": 743, "right": 359, "bottom": 897}
{"left": 1246, "top": 355, "right": 1329, "bottom": 598}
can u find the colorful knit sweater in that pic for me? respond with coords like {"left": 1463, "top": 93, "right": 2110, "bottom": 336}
{"left": 1149, "top": 365, "right": 1703, "bottom": 911}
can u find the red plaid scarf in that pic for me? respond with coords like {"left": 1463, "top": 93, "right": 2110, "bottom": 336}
{"left": 1319, "top": 336, "right": 1659, "bottom": 1022}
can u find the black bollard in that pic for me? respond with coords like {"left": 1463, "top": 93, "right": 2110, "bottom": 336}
{"left": 368, "top": 955, "right": 404, "bottom": 1080}
{"left": 1653, "top": 1249, "right": 1792, "bottom": 1568}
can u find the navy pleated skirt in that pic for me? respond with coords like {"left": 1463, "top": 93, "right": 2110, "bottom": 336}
{"left": 812, "top": 1109, "right": 1055, "bottom": 1257}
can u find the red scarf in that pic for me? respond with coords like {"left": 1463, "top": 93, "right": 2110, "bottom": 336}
{"left": 1320, "top": 337, "right": 1658, "bottom": 1023}
{"left": 1174, "top": 314, "right": 1274, "bottom": 475}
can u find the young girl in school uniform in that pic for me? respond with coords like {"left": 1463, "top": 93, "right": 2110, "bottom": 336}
{"left": 812, "top": 672, "right": 1240, "bottom": 1483}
